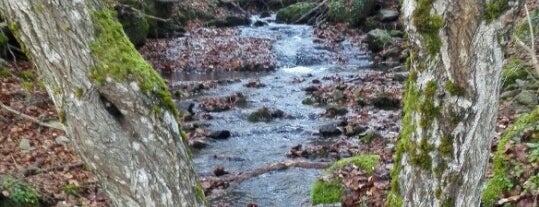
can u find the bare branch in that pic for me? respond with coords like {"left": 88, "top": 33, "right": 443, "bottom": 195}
{"left": 0, "top": 102, "right": 65, "bottom": 131}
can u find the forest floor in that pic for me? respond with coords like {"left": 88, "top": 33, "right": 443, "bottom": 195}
{"left": 1, "top": 1, "right": 538, "bottom": 207}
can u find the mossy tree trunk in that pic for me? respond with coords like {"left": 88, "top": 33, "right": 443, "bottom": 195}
{"left": 387, "top": 0, "right": 521, "bottom": 206}
{"left": 0, "top": 1, "right": 204, "bottom": 206}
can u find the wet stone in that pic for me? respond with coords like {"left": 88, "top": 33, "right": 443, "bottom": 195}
{"left": 208, "top": 130, "right": 231, "bottom": 139}
{"left": 319, "top": 124, "right": 342, "bottom": 137}
{"left": 190, "top": 140, "right": 208, "bottom": 149}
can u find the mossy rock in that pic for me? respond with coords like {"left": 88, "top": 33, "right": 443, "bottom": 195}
{"left": 482, "top": 107, "right": 539, "bottom": 206}
{"left": 0, "top": 176, "right": 41, "bottom": 207}
{"left": 311, "top": 180, "right": 343, "bottom": 205}
{"left": 90, "top": 9, "right": 179, "bottom": 117}
{"left": 276, "top": 2, "right": 317, "bottom": 24}
{"left": 247, "top": 107, "right": 285, "bottom": 122}
{"left": 327, "top": 0, "right": 377, "bottom": 27}
{"left": 116, "top": 8, "right": 149, "bottom": 47}
{"left": 325, "top": 154, "right": 379, "bottom": 174}
{"left": 366, "top": 29, "right": 392, "bottom": 52}
{"left": 502, "top": 59, "right": 530, "bottom": 88}
{"left": 207, "top": 16, "right": 250, "bottom": 27}
{"left": 311, "top": 154, "right": 379, "bottom": 205}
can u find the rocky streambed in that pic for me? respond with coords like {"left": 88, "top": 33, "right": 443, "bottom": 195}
{"left": 142, "top": 14, "right": 405, "bottom": 206}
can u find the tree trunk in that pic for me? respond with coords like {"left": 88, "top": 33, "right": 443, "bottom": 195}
{"left": 388, "top": 0, "right": 520, "bottom": 206}
{"left": 0, "top": 1, "right": 204, "bottom": 206}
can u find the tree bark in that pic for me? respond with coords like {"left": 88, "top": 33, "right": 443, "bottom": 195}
{"left": 0, "top": 1, "right": 204, "bottom": 206}
{"left": 388, "top": 0, "right": 521, "bottom": 206}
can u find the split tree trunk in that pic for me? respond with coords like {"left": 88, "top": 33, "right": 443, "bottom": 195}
{"left": 0, "top": 1, "right": 203, "bottom": 206}
{"left": 388, "top": 0, "right": 520, "bottom": 206}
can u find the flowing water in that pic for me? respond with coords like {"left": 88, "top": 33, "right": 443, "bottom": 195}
{"left": 167, "top": 15, "right": 370, "bottom": 206}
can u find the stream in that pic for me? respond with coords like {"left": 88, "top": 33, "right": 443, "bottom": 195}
{"left": 166, "top": 15, "right": 371, "bottom": 206}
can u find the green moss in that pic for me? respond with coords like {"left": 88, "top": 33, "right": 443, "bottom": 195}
{"left": 90, "top": 9, "right": 178, "bottom": 117}
{"left": 388, "top": 73, "right": 420, "bottom": 206}
{"left": 328, "top": 0, "right": 376, "bottom": 26}
{"left": 435, "top": 187, "right": 442, "bottom": 199}
{"left": 275, "top": 2, "right": 317, "bottom": 23}
{"left": 326, "top": 154, "right": 380, "bottom": 174}
{"left": 327, "top": 0, "right": 346, "bottom": 22}
{"left": 483, "top": 107, "right": 539, "bottom": 205}
{"left": 419, "top": 81, "right": 439, "bottom": 128}
{"left": 0, "top": 176, "right": 40, "bottom": 207}
{"left": 484, "top": 0, "right": 509, "bottom": 23}
{"left": 501, "top": 58, "right": 530, "bottom": 88}
{"left": 302, "top": 98, "right": 314, "bottom": 105}
{"left": 0, "top": 31, "right": 8, "bottom": 47}
{"left": 247, "top": 107, "right": 273, "bottom": 123}
{"left": 74, "top": 88, "right": 84, "bottom": 99}
{"left": 408, "top": 138, "right": 434, "bottom": 170}
{"left": 311, "top": 180, "right": 343, "bottom": 205}
{"left": 445, "top": 81, "right": 465, "bottom": 96}
{"left": 18, "top": 70, "right": 34, "bottom": 81}
{"left": 439, "top": 135, "right": 453, "bottom": 158}
{"left": 412, "top": 0, "right": 443, "bottom": 55}
{"left": 0, "top": 67, "right": 10, "bottom": 78}
{"left": 194, "top": 183, "right": 206, "bottom": 204}
{"left": 62, "top": 184, "right": 83, "bottom": 197}
{"left": 22, "top": 81, "right": 33, "bottom": 91}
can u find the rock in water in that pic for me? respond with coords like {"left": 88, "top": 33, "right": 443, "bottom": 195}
{"left": 209, "top": 130, "right": 231, "bottom": 139}
{"left": 319, "top": 124, "right": 342, "bottom": 137}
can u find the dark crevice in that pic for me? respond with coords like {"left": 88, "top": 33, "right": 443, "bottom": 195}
{"left": 99, "top": 94, "right": 124, "bottom": 122}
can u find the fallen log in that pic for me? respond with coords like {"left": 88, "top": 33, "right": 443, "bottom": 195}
{"left": 201, "top": 160, "right": 331, "bottom": 184}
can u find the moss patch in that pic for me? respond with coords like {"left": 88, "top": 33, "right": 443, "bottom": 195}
{"left": 482, "top": 107, "right": 539, "bottom": 205}
{"left": 90, "top": 9, "right": 178, "bottom": 117}
{"left": 484, "top": 0, "right": 509, "bottom": 23}
{"left": 327, "top": 0, "right": 376, "bottom": 26}
{"left": 501, "top": 58, "right": 530, "bottom": 88}
{"left": 275, "top": 2, "right": 317, "bottom": 24}
{"left": 412, "top": 0, "right": 443, "bottom": 55}
{"left": 445, "top": 81, "right": 465, "bottom": 96}
{"left": 311, "top": 180, "right": 343, "bottom": 205}
{"left": 387, "top": 67, "right": 420, "bottom": 206}
{"left": 325, "top": 154, "right": 380, "bottom": 174}
{"left": 0, "top": 176, "right": 40, "bottom": 207}
{"left": 0, "top": 67, "right": 10, "bottom": 78}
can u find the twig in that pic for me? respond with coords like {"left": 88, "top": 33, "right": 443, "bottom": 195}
{"left": 25, "top": 163, "right": 84, "bottom": 176}
{"left": 20, "top": 158, "right": 45, "bottom": 177}
{"left": 515, "top": 4, "right": 539, "bottom": 75}
{"left": 294, "top": 0, "right": 329, "bottom": 24}
{"left": 0, "top": 102, "right": 65, "bottom": 131}
{"left": 117, "top": 4, "right": 169, "bottom": 22}
{"left": 202, "top": 160, "right": 331, "bottom": 184}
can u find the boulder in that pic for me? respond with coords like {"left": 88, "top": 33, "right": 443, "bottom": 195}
{"left": 515, "top": 90, "right": 538, "bottom": 106}
{"left": 276, "top": 2, "right": 317, "bottom": 24}
{"left": 319, "top": 123, "right": 342, "bottom": 137}
{"left": 208, "top": 130, "right": 231, "bottom": 139}
{"left": 377, "top": 9, "right": 399, "bottom": 22}
{"left": 207, "top": 16, "right": 250, "bottom": 27}
{"left": 327, "top": 0, "right": 376, "bottom": 26}
{"left": 371, "top": 94, "right": 401, "bottom": 110}
{"left": 116, "top": 6, "right": 150, "bottom": 47}
{"left": 366, "top": 29, "right": 392, "bottom": 53}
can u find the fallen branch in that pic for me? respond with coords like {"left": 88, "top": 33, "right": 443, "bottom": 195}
{"left": 23, "top": 163, "right": 84, "bottom": 177}
{"left": 0, "top": 102, "right": 65, "bottom": 131}
{"left": 116, "top": 4, "right": 169, "bottom": 22}
{"left": 202, "top": 160, "right": 331, "bottom": 184}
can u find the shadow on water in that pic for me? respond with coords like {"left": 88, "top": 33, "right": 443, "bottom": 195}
{"left": 165, "top": 14, "right": 370, "bottom": 206}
